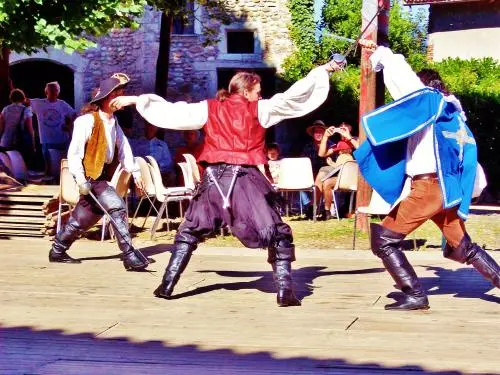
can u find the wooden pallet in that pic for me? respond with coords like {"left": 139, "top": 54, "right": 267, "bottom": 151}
{"left": 0, "top": 185, "right": 59, "bottom": 238}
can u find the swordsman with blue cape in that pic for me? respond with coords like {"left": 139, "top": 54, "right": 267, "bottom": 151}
{"left": 355, "top": 40, "right": 499, "bottom": 310}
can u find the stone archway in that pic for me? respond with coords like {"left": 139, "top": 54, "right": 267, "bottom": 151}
{"left": 10, "top": 60, "right": 75, "bottom": 106}
{"left": 10, "top": 48, "right": 86, "bottom": 111}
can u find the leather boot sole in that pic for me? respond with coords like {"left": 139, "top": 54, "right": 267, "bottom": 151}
{"left": 153, "top": 284, "right": 173, "bottom": 299}
{"left": 385, "top": 297, "right": 430, "bottom": 311}
{"left": 277, "top": 290, "right": 302, "bottom": 307}
{"left": 48, "top": 253, "right": 81, "bottom": 264}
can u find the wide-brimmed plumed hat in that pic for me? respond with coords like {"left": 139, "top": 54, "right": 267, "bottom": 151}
{"left": 306, "top": 120, "right": 326, "bottom": 137}
{"left": 90, "top": 73, "right": 130, "bottom": 104}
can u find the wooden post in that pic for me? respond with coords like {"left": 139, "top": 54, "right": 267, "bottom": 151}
{"left": 355, "top": 0, "right": 390, "bottom": 233}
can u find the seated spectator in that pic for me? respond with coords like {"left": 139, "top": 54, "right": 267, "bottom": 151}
{"left": 0, "top": 89, "right": 35, "bottom": 160}
{"left": 302, "top": 120, "right": 335, "bottom": 176}
{"left": 265, "top": 142, "right": 281, "bottom": 184}
{"left": 335, "top": 122, "right": 359, "bottom": 150}
{"left": 316, "top": 141, "right": 354, "bottom": 220}
{"left": 129, "top": 122, "right": 175, "bottom": 186}
{"left": 301, "top": 120, "right": 335, "bottom": 218}
{"left": 174, "top": 129, "right": 203, "bottom": 163}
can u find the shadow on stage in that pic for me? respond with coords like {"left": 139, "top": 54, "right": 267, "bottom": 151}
{"left": 386, "top": 265, "right": 500, "bottom": 305}
{"left": 169, "top": 266, "right": 385, "bottom": 301}
{"left": 0, "top": 323, "right": 472, "bottom": 375}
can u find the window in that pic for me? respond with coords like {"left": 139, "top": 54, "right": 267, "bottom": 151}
{"left": 173, "top": 1, "right": 195, "bottom": 35}
{"left": 226, "top": 30, "right": 255, "bottom": 54}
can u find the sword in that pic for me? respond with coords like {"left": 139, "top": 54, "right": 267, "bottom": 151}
{"left": 328, "top": 4, "right": 387, "bottom": 69}
{"left": 86, "top": 189, "right": 149, "bottom": 265}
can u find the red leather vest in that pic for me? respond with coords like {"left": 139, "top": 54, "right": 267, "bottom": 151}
{"left": 197, "top": 95, "right": 267, "bottom": 166}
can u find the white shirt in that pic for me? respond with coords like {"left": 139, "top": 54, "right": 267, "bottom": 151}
{"left": 30, "top": 98, "right": 75, "bottom": 144}
{"left": 0, "top": 103, "right": 33, "bottom": 148}
{"left": 68, "top": 111, "right": 140, "bottom": 185}
{"left": 369, "top": 46, "right": 436, "bottom": 177}
{"left": 135, "top": 66, "right": 331, "bottom": 131}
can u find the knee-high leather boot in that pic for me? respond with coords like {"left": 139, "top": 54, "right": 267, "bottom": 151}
{"left": 108, "top": 208, "right": 149, "bottom": 271}
{"left": 49, "top": 216, "right": 83, "bottom": 264}
{"left": 371, "top": 223, "right": 429, "bottom": 310}
{"left": 268, "top": 239, "right": 301, "bottom": 307}
{"left": 444, "top": 234, "right": 500, "bottom": 289}
{"left": 154, "top": 242, "right": 196, "bottom": 299}
{"left": 98, "top": 185, "right": 148, "bottom": 271}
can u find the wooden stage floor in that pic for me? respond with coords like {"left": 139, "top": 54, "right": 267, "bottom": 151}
{"left": 0, "top": 239, "right": 498, "bottom": 374}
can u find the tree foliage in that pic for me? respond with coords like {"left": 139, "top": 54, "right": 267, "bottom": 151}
{"left": 282, "top": 0, "right": 317, "bottom": 81}
{"left": 0, "top": 0, "right": 146, "bottom": 53}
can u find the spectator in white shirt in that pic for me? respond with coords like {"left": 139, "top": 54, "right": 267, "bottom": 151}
{"left": 30, "top": 81, "right": 76, "bottom": 174}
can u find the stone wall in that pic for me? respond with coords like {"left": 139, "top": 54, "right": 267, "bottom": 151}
{"left": 167, "top": 0, "right": 294, "bottom": 101}
{"left": 11, "top": 2, "right": 294, "bottom": 144}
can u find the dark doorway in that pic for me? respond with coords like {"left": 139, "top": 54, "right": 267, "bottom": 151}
{"left": 10, "top": 60, "right": 74, "bottom": 106}
{"left": 217, "top": 67, "right": 277, "bottom": 143}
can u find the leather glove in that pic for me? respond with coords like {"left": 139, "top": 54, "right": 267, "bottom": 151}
{"left": 78, "top": 181, "right": 92, "bottom": 195}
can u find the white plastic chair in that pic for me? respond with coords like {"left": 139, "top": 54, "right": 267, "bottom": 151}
{"left": 56, "top": 159, "right": 80, "bottom": 234}
{"left": 352, "top": 189, "right": 391, "bottom": 249}
{"left": 331, "top": 161, "right": 358, "bottom": 221}
{"left": 5, "top": 151, "right": 27, "bottom": 181}
{"left": 183, "top": 153, "right": 200, "bottom": 184}
{"left": 276, "top": 157, "right": 317, "bottom": 221}
{"left": 130, "top": 156, "right": 159, "bottom": 228}
{"left": 147, "top": 156, "right": 194, "bottom": 238}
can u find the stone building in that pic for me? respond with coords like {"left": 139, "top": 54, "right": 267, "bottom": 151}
{"left": 10, "top": 1, "right": 294, "bottom": 145}
{"left": 404, "top": 0, "right": 500, "bottom": 61}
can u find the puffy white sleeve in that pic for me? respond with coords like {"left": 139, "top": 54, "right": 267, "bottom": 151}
{"left": 258, "top": 67, "right": 331, "bottom": 128}
{"left": 136, "top": 94, "right": 208, "bottom": 130}
{"left": 68, "top": 115, "right": 93, "bottom": 185}
{"left": 115, "top": 125, "right": 141, "bottom": 179}
{"left": 369, "top": 46, "right": 425, "bottom": 100}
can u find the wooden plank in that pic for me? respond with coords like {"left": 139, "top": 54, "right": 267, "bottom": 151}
{"left": 0, "top": 203, "right": 44, "bottom": 211}
{"left": 0, "top": 222, "right": 42, "bottom": 230}
{"left": 0, "top": 196, "right": 47, "bottom": 203}
{"left": 0, "top": 184, "right": 59, "bottom": 197}
{"left": 0, "top": 216, "right": 45, "bottom": 224}
{"left": 0, "top": 209, "right": 45, "bottom": 217}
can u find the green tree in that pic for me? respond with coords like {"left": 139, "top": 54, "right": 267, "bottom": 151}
{"left": 0, "top": 0, "right": 231, "bottom": 105}
{"left": 0, "top": 0, "right": 147, "bottom": 105}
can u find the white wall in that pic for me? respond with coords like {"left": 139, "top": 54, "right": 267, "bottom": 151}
{"left": 429, "top": 28, "right": 500, "bottom": 61}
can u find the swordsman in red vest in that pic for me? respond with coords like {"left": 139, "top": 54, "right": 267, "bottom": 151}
{"left": 112, "top": 60, "right": 342, "bottom": 306}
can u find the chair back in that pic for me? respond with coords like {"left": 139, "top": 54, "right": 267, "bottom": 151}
{"left": 0, "top": 152, "right": 13, "bottom": 174}
{"left": 5, "top": 151, "right": 27, "bottom": 180}
{"left": 111, "top": 167, "right": 131, "bottom": 198}
{"left": 59, "top": 159, "right": 80, "bottom": 205}
{"left": 276, "top": 157, "right": 314, "bottom": 190}
{"left": 134, "top": 156, "right": 156, "bottom": 196}
{"left": 365, "top": 189, "right": 391, "bottom": 215}
{"left": 178, "top": 162, "right": 195, "bottom": 190}
{"left": 183, "top": 153, "right": 200, "bottom": 184}
{"left": 145, "top": 156, "right": 167, "bottom": 201}
{"left": 335, "top": 161, "right": 358, "bottom": 192}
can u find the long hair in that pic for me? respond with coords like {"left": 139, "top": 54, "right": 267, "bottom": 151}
{"left": 216, "top": 71, "right": 261, "bottom": 102}
{"left": 417, "top": 69, "right": 450, "bottom": 95}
